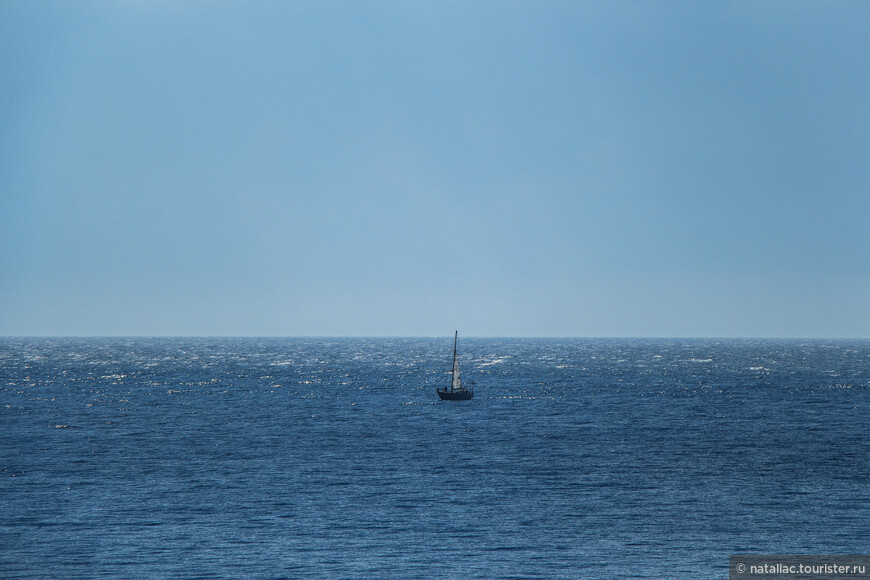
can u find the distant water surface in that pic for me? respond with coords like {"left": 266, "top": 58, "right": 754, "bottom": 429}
{"left": 2, "top": 338, "right": 869, "bottom": 578}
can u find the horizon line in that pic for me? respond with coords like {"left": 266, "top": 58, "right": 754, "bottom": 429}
{"left": 2, "top": 335, "right": 869, "bottom": 340}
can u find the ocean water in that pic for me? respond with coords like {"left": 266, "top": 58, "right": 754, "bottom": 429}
{"left": 2, "top": 337, "right": 869, "bottom": 578}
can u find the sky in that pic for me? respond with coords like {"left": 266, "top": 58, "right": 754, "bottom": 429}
{"left": 2, "top": 1, "right": 869, "bottom": 337}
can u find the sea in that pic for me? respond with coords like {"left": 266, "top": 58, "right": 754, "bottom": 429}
{"left": 2, "top": 337, "right": 869, "bottom": 578}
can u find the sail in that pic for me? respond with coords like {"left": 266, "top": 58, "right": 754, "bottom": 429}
{"left": 451, "top": 331, "right": 462, "bottom": 391}
{"left": 451, "top": 349, "right": 462, "bottom": 391}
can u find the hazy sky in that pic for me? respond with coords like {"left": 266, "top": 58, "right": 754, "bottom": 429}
{"left": 2, "top": 1, "right": 869, "bottom": 337}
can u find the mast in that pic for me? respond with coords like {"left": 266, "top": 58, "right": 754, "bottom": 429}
{"left": 451, "top": 330, "right": 462, "bottom": 391}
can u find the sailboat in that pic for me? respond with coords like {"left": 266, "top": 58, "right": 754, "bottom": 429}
{"left": 437, "top": 331, "right": 474, "bottom": 400}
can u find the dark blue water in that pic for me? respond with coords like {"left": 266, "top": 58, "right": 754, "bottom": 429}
{"left": 2, "top": 337, "right": 869, "bottom": 578}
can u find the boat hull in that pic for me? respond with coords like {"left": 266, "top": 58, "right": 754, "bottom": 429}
{"left": 437, "top": 388, "right": 473, "bottom": 401}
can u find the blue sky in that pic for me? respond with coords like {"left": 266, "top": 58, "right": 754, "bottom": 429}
{"left": 2, "top": 1, "right": 869, "bottom": 337}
